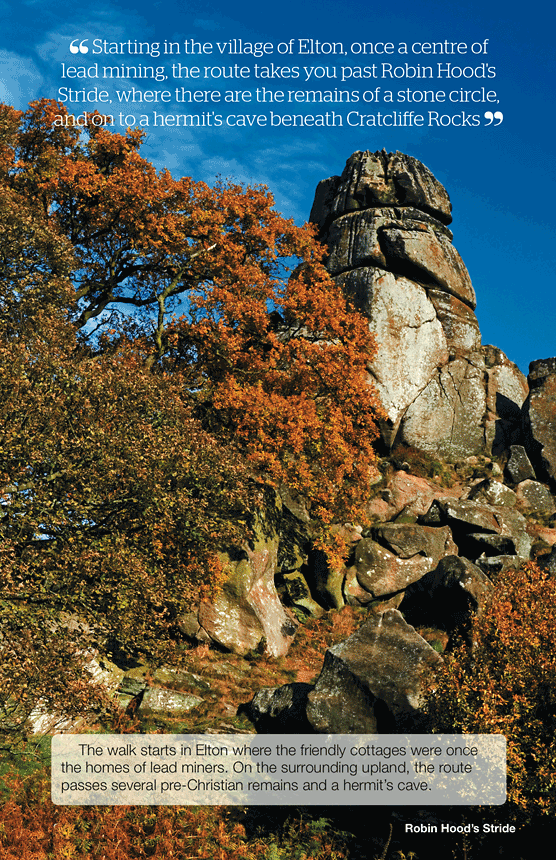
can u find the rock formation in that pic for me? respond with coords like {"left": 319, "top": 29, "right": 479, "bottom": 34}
{"left": 179, "top": 153, "right": 553, "bottom": 674}
{"left": 20, "top": 151, "right": 556, "bottom": 742}
{"left": 310, "top": 150, "right": 528, "bottom": 459}
{"left": 160, "top": 158, "right": 556, "bottom": 737}
{"left": 239, "top": 152, "right": 556, "bottom": 736}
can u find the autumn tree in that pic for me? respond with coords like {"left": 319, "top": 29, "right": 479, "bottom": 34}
{"left": 1, "top": 98, "right": 381, "bottom": 528}
{"left": 0, "top": 99, "right": 382, "bottom": 737}
{"left": 0, "top": 319, "right": 255, "bottom": 735}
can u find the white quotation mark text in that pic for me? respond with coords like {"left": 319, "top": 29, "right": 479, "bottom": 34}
{"left": 70, "top": 39, "right": 89, "bottom": 54}
{"left": 484, "top": 111, "right": 503, "bottom": 126}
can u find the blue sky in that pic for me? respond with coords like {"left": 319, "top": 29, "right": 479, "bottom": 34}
{"left": 1, "top": 0, "right": 553, "bottom": 374}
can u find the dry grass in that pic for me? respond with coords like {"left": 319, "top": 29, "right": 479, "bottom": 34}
{"left": 0, "top": 774, "right": 355, "bottom": 859}
{"left": 142, "top": 605, "right": 369, "bottom": 734}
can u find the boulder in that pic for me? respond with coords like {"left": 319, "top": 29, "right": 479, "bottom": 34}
{"left": 379, "top": 470, "right": 462, "bottom": 521}
{"left": 492, "top": 507, "right": 532, "bottom": 561}
{"left": 463, "top": 533, "right": 518, "bottom": 559}
{"left": 306, "top": 609, "right": 441, "bottom": 733}
{"left": 474, "top": 555, "right": 520, "bottom": 577}
{"left": 539, "top": 545, "right": 556, "bottom": 576}
{"left": 526, "top": 523, "right": 556, "bottom": 547}
{"left": 420, "top": 498, "right": 500, "bottom": 533}
{"left": 118, "top": 675, "right": 147, "bottom": 698}
{"left": 136, "top": 688, "right": 204, "bottom": 719}
{"left": 400, "top": 556, "right": 493, "bottom": 636}
{"left": 344, "top": 524, "right": 457, "bottom": 604}
{"left": 420, "top": 497, "right": 532, "bottom": 562}
{"left": 150, "top": 667, "right": 212, "bottom": 694}
{"left": 240, "top": 683, "right": 314, "bottom": 732}
{"left": 370, "top": 523, "right": 457, "bottom": 560}
{"left": 467, "top": 479, "right": 517, "bottom": 507}
{"left": 505, "top": 445, "right": 536, "bottom": 484}
{"left": 515, "top": 480, "right": 556, "bottom": 516}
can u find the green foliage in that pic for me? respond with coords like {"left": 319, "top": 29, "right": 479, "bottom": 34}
{"left": 0, "top": 737, "right": 51, "bottom": 801}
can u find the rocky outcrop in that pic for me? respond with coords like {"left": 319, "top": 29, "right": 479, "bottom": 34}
{"left": 177, "top": 153, "right": 552, "bottom": 667}
{"left": 138, "top": 156, "right": 556, "bottom": 726}
{"left": 310, "top": 150, "right": 528, "bottom": 458}
{"left": 241, "top": 454, "right": 546, "bottom": 733}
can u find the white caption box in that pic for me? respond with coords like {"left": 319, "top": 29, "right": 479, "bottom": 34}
{"left": 52, "top": 733, "right": 506, "bottom": 806}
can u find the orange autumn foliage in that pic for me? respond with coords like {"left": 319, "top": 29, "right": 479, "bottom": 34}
{"left": 0, "top": 98, "right": 382, "bottom": 736}
{"left": 1, "top": 97, "right": 382, "bottom": 530}
{"left": 0, "top": 773, "right": 352, "bottom": 860}
{"left": 427, "top": 562, "right": 556, "bottom": 824}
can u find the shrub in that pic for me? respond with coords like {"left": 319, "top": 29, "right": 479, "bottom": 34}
{"left": 426, "top": 561, "right": 556, "bottom": 825}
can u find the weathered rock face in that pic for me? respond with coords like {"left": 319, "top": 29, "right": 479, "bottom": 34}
{"left": 310, "top": 150, "right": 528, "bottom": 458}
{"left": 197, "top": 536, "right": 298, "bottom": 658}
{"left": 310, "top": 149, "right": 452, "bottom": 233}
{"left": 523, "top": 358, "right": 556, "bottom": 486}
